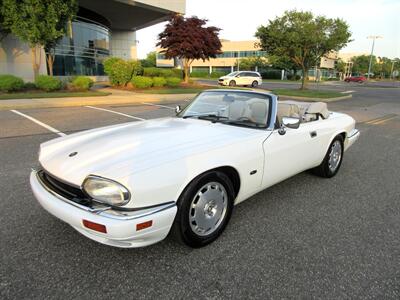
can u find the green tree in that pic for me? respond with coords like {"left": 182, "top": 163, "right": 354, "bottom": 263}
{"left": 255, "top": 10, "right": 352, "bottom": 89}
{"left": 236, "top": 56, "right": 269, "bottom": 71}
{"left": 140, "top": 51, "right": 157, "bottom": 68}
{"left": 1, "top": 0, "right": 77, "bottom": 79}
{"left": 351, "top": 55, "right": 374, "bottom": 75}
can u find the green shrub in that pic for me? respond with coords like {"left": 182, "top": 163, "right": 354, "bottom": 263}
{"left": 24, "top": 82, "right": 36, "bottom": 90}
{"left": 190, "top": 71, "right": 209, "bottom": 78}
{"left": 70, "top": 76, "right": 94, "bottom": 90}
{"left": 210, "top": 71, "right": 225, "bottom": 78}
{"left": 131, "top": 76, "right": 153, "bottom": 88}
{"left": 166, "top": 77, "right": 181, "bottom": 87}
{"left": 0, "top": 74, "right": 24, "bottom": 92}
{"left": 104, "top": 57, "right": 142, "bottom": 86}
{"left": 260, "top": 70, "right": 281, "bottom": 79}
{"left": 152, "top": 77, "right": 167, "bottom": 87}
{"left": 35, "top": 75, "right": 62, "bottom": 91}
{"left": 143, "top": 67, "right": 182, "bottom": 78}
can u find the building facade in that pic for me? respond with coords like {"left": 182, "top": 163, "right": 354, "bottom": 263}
{"left": 157, "top": 40, "right": 267, "bottom": 73}
{"left": 0, "top": 0, "right": 185, "bottom": 81}
{"left": 157, "top": 39, "right": 341, "bottom": 79}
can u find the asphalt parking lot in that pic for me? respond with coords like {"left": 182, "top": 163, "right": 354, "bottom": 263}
{"left": 1, "top": 86, "right": 399, "bottom": 299}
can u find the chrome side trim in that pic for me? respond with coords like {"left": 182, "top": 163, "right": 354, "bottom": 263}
{"left": 348, "top": 129, "right": 360, "bottom": 139}
{"left": 33, "top": 169, "right": 176, "bottom": 220}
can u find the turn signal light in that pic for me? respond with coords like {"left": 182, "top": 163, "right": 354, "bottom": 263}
{"left": 82, "top": 219, "right": 107, "bottom": 233}
{"left": 136, "top": 220, "right": 153, "bottom": 231}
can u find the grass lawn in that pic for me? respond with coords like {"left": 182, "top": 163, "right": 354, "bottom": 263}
{"left": 133, "top": 85, "right": 250, "bottom": 94}
{"left": 271, "top": 88, "right": 344, "bottom": 99}
{"left": 0, "top": 91, "right": 111, "bottom": 100}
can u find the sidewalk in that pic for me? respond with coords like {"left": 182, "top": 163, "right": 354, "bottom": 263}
{"left": 0, "top": 88, "right": 196, "bottom": 110}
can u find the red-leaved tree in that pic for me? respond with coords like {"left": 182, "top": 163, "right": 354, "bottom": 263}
{"left": 157, "top": 15, "right": 222, "bottom": 83}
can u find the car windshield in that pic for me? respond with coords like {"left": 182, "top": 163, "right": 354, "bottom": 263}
{"left": 226, "top": 71, "right": 239, "bottom": 77}
{"left": 178, "top": 91, "right": 271, "bottom": 128}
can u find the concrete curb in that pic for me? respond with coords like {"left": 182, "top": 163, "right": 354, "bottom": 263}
{"left": 0, "top": 92, "right": 197, "bottom": 111}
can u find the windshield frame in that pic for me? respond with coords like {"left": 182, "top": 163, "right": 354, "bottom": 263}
{"left": 177, "top": 90, "right": 275, "bottom": 130}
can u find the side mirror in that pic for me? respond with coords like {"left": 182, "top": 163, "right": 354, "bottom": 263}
{"left": 175, "top": 105, "right": 181, "bottom": 114}
{"left": 278, "top": 116, "right": 300, "bottom": 135}
{"left": 282, "top": 116, "right": 300, "bottom": 129}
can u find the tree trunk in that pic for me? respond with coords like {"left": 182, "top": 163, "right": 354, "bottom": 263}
{"left": 46, "top": 53, "right": 54, "bottom": 76}
{"left": 301, "top": 67, "right": 308, "bottom": 90}
{"left": 183, "top": 58, "right": 190, "bottom": 84}
{"left": 30, "top": 45, "right": 42, "bottom": 80}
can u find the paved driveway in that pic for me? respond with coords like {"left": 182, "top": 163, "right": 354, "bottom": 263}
{"left": 1, "top": 91, "right": 399, "bottom": 299}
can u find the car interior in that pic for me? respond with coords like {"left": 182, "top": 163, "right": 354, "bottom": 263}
{"left": 277, "top": 101, "right": 330, "bottom": 125}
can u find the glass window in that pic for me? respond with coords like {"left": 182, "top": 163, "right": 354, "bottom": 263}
{"left": 50, "top": 18, "right": 110, "bottom": 76}
{"left": 178, "top": 91, "right": 271, "bottom": 128}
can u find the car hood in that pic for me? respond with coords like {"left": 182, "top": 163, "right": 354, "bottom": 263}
{"left": 39, "top": 118, "right": 261, "bottom": 185}
{"left": 219, "top": 76, "right": 231, "bottom": 80}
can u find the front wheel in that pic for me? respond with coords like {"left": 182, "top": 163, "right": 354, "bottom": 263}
{"left": 171, "top": 171, "right": 235, "bottom": 248}
{"left": 251, "top": 81, "right": 258, "bottom": 88}
{"left": 229, "top": 80, "right": 236, "bottom": 87}
{"left": 312, "top": 135, "right": 344, "bottom": 178}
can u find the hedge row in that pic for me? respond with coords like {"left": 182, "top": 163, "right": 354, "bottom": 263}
{"left": 131, "top": 76, "right": 181, "bottom": 89}
{"left": 190, "top": 71, "right": 226, "bottom": 78}
{"left": 0, "top": 74, "right": 94, "bottom": 92}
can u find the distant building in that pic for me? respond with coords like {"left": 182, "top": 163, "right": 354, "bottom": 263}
{"left": 156, "top": 40, "right": 267, "bottom": 73}
{"left": 0, "top": 0, "right": 185, "bottom": 81}
{"left": 157, "top": 39, "right": 344, "bottom": 79}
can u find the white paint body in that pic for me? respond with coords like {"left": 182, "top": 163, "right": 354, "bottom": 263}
{"left": 31, "top": 99, "right": 360, "bottom": 248}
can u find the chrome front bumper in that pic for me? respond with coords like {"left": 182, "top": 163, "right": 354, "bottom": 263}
{"left": 30, "top": 170, "right": 177, "bottom": 248}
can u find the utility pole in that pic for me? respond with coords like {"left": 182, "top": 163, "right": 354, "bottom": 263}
{"left": 367, "top": 35, "right": 382, "bottom": 80}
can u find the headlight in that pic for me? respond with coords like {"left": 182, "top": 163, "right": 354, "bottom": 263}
{"left": 83, "top": 176, "right": 130, "bottom": 206}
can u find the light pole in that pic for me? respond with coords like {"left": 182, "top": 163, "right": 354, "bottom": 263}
{"left": 367, "top": 35, "right": 382, "bottom": 80}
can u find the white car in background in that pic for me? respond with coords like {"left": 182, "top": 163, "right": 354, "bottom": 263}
{"left": 218, "top": 71, "right": 262, "bottom": 88}
{"left": 30, "top": 90, "right": 359, "bottom": 249}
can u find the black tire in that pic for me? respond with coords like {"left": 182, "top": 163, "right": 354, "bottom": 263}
{"left": 170, "top": 171, "right": 235, "bottom": 248}
{"left": 229, "top": 80, "right": 236, "bottom": 87}
{"left": 312, "top": 135, "right": 344, "bottom": 178}
{"left": 251, "top": 81, "right": 258, "bottom": 88}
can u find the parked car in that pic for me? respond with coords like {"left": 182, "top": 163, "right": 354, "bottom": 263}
{"left": 344, "top": 76, "right": 367, "bottom": 83}
{"left": 31, "top": 90, "right": 359, "bottom": 248}
{"left": 218, "top": 71, "right": 262, "bottom": 87}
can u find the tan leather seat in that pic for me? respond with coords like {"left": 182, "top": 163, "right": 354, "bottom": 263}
{"left": 279, "top": 100, "right": 329, "bottom": 123}
{"left": 246, "top": 98, "right": 269, "bottom": 125}
{"left": 277, "top": 103, "right": 301, "bottom": 123}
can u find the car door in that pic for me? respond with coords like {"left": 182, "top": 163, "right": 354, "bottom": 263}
{"left": 236, "top": 72, "right": 249, "bottom": 85}
{"left": 261, "top": 121, "right": 325, "bottom": 189}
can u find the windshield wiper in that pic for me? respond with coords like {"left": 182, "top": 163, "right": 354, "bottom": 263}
{"left": 222, "top": 120, "right": 263, "bottom": 128}
{"left": 183, "top": 114, "right": 228, "bottom": 122}
{"left": 197, "top": 114, "right": 229, "bottom": 123}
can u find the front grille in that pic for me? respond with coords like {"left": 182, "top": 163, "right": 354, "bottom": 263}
{"left": 38, "top": 170, "right": 92, "bottom": 206}
{"left": 218, "top": 79, "right": 224, "bottom": 81}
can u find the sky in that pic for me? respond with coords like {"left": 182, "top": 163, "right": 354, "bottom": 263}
{"left": 136, "top": 0, "right": 399, "bottom": 59}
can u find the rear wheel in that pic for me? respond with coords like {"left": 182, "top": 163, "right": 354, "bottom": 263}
{"left": 312, "top": 135, "right": 344, "bottom": 178}
{"left": 251, "top": 81, "right": 258, "bottom": 88}
{"left": 171, "top": 171, "right": 235, "bottom": 248}
{"left": 229, "top": 80, "right": 236, "bottom": 87}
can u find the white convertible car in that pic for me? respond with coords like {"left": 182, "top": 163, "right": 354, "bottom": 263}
{"left": 30, "top": 90, "right": 359, "bottom": 248}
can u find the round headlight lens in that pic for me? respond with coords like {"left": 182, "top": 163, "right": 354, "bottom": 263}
{"left": 83, "top": 176, "right": 130, "bottom": 206}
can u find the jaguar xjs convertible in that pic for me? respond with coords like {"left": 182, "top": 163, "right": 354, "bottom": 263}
{"left": 30, "top": 90, "right": 360, "bottom": 248}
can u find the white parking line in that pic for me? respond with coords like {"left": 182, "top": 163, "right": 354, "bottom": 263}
{"left": 85, "top": 105, "right": 145, "bottom": 121}
{"left": 10, "top": 110, "right": 66, "bottom": 137}
{"left": 341, "top": 90, "right": 355, "bottom": 94}
{"left": 141, "top": 102, "right": 175, "bottom": 110}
